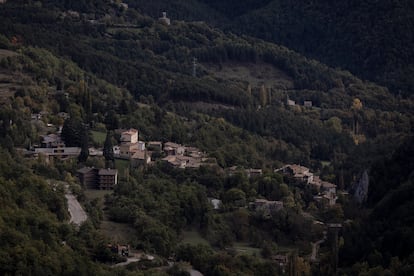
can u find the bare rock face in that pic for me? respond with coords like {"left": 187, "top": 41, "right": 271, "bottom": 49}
{"left": 354, "top": 170, "right": 369, "bottom": 204}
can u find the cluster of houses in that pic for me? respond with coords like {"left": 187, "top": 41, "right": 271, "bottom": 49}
{"left": 161, "top": 142, "right": 214, "bottom": 169}
{"left": 276, "top": 164, "right": 337, "bottom": 206}
{"left": 78, "top": 128, "right": 214, "bottom": 190}
{"left": 25, "top": 125, "right": 215, "bottom": 190}
{"left": 113, "top": 128, "right": 213, "bottom": 169}
{"left": 114, "top": 128, "right": 151, "bottom": 167}
{"left": 27, "top": 122, "right": 338, "bottom": 208}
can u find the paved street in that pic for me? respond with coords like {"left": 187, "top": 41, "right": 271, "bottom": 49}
{"left": 65, "top": 192, "right": 88, "bottom": 226}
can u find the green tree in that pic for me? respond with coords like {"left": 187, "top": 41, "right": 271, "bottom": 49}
{"left": 223, "top": 188, "right": 246, "bottom": 209}
{"left": 103, "top": 131, "right": 114, "bottom": 168}
{"left": 325, "top": 116, "right": 342, "bottom": 133}
{"left": 78, "top": 124, "right": 89, "bottom": 163}
{"left": 61, "top": 117, "right": 82, "bottom": 146}
{"left": 104, "top": 110, "right": 119, "bottom": 130}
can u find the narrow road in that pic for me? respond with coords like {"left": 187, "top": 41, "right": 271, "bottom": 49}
{"left": 166, "top": 261, "right": 203, "bottom": 276}
{"left": 65, "top": 191, "right": 87, "bottom": 226}
{"left": 189, "top": 269, "right": 203, "bottom": 276}
{"left": 310, "top": 231, "right": 327, "bottom": 262}
{"left": 112, "top": 257, "right": 140, "bottom": 267}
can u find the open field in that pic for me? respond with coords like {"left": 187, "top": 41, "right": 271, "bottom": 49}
{"left": 115, "top": 159, "right": 130, "bottom": 176}
{"left": 83, "top": 188, "right": 135, "bottom": 243}
{"left": 232, "top": 242, "right": 262, "bottom": 256}
{"left": 91, "top": 130, "right": 106, "bottom": 145}
{"left": 180, "top": 230, "right": 209, "bottom": 246}
{"left": 204, "top": 61, "right": 294, "bottom": 90}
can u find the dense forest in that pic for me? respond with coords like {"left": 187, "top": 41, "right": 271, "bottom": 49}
{"left": 0, "top": 0, "right": 413, "bottom": 275}
{"left": 131, "top": 0, "right": 414, "bottom": 97}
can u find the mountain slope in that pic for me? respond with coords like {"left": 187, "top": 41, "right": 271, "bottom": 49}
{"left": 228, "top": 0, "right": 414, "bottom": 96}
{"left": 340, "top": 136, "right": 414, "bottom": 274}
{"left": 0, "top": 1, "right": 413, "bottom": 274}
{"left": 130, "top": 0, "right": 414, "bottom": 96}
{"left": 0, "top": 0, "right": 412, "bottom": 169}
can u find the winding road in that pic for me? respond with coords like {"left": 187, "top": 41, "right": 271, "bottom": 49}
{"left": 65, "top": 190, "right": 88, "bottom": 226}
{"left": 310, "top": 231, "right": 327, "bottom": 262}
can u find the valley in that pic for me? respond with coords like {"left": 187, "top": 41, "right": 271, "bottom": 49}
{"left": 0, "top": 1, "right": 413, "bottom": 275}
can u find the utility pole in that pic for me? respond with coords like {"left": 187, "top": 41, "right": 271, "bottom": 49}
{"left": 192, "top": 57, "right": 197, "bottom": 77}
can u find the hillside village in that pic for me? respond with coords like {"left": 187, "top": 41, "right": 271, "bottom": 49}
{"left": 276, "top": 164, "right": 338, "bottom": 206}
{"left": 2, "top": 1, "right": 412, "bottom": 274}
{"left": 21, "top": 115, "right": 344, "bottom": 269}
{"left": 24, "top": 115, "right": 340, "bottom": 214}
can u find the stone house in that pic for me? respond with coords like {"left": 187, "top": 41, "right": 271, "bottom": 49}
{"left": 277, "top": 164, "right": 338, "bottom": 206}
{"left": 147, "top": 141, "right": 162, "bottom": 151}
{"left": 120, "top": 128, "right": 138, "bottom": 144}
{"left": 311, "top": 176, "right": 337, "bottom": 205}
{"left": 131, "top": 150, "right": 151, "bottom": 167}
{"left": 119, "top": 142, "right": 138, "bottom": 159}
{"left": 276, "top": 164, "right": 314, "bottom": 184}
{"left": 164, "top": 142, "right": 185, "bottom": 156}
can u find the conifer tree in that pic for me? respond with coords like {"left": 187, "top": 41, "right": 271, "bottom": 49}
{"left": 61, "top": 117, "right": 82, "bottom": 147}
{"left": 103, "top": 131, "right": 114, "bottom": 168}
{"left": 78, "top": 124, "right": 89, "bottom": 163}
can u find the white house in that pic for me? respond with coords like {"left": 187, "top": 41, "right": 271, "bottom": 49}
{"left": 159, "top": 12, "right": 171, "bottom": 25}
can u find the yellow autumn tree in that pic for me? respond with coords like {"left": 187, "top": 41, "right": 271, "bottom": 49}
{"left": 351, "top": 98, "right": 363, "bottom": 135}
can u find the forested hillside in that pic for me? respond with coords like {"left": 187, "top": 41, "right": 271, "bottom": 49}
{"left": 0, "top": 0, "right": 413, "bottom": 275}
{"left": 0, "top": 147, "right": 118, "bottom": 275}
{"left": 340, "top": 136, "right": 414, "bottom": 274}
{"left": 131, "top": 0, "right": 414, "bottom": 97}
